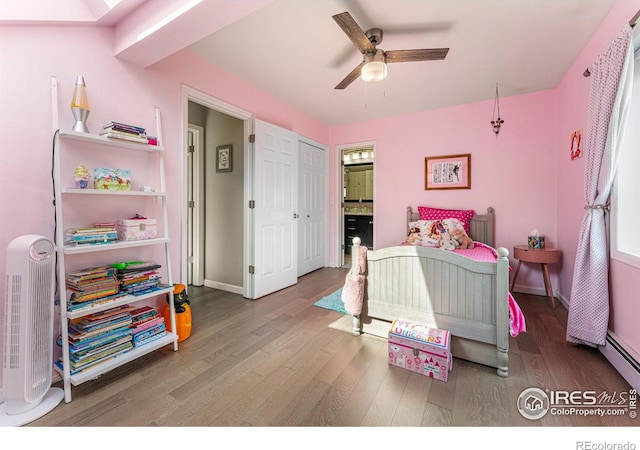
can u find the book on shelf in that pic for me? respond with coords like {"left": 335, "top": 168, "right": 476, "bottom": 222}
{"left": 102, "top": 121, "right": 146, "bottom": 135}
{"left": 67, "top": 275, "right": 116, "bottom": 288}
{"left": 67, "top": 276, "right": 119, "bottom": 298}
{"left": 131, "top": 317, "right": 164, "bottom": 334}
{"left": 65, "top": 229, "right": 118, "bottom": 245}
{"left": 70, "top": 335, "right": 132, "bottom": 359}
{"left": 69, "top": 288, "right": 120, "bottom": 304}
{"left": 100, "top": 130, "right": 149, "bottom": 144}
{"left": 67, "top": 266, "right": 116, "bottom": 281}
{"left": 60, "top": 341, "right": 133, "bottom": 374}
{"left": 67, "top": 225, "right": 116, "bottom": 234}
{"left": 134, "top": 332, "right": 167, "bottom": 348}
{"left": 71, "top": 308, "right": 132, "bottom": 329}
{"left": 133, "top": 325, "right": 166, "bottom": 348}
{"left": 69, "top": 321, "right": 132, "bottom": 340}
{"left": 67, "top": 291, "right": 128, "bottom": 312}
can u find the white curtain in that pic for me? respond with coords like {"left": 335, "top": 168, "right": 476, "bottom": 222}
{"left": 566, "top": 25, "right": 634, "bottom": 347}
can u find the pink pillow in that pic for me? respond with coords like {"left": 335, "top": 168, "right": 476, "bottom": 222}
{"left": 417, "top": 206, "right": 475, "bottom": 233}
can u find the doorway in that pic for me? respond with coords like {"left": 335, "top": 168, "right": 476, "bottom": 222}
{"left": 182, "top": 86, "right": 329, "bottom": 299}
{"left": 182, "top": 86, "right": 252, "bottom": 297}
{"left": 338, "top": 143, "right": 375, "bottom": 267}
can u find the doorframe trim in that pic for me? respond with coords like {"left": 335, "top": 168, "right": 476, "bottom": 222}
{"left": 187, "top": 123, "right": 205, "bottom": 286}
{"left": 335, "top": 141, "right": 376, "bottom": 267}
{"left": 181, "top": 85, "right": 253, "bottom": 296}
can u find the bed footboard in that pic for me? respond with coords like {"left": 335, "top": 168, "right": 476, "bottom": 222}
{"left": 350, "top": 238, "right": 510, "bottom": 377}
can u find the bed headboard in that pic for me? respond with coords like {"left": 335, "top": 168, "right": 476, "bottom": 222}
{"left": 406, "top": 206, "right": 495, "bottom": 247}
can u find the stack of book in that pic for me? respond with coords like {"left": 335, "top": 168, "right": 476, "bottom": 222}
{"left": 100, "top": 121, "right": 149, "bottom": 144}
{"left": 65, "top": 223, "right": 117, "bottom": 246}
{"left": 116, "top": 262, "right": 163, "bottom": 296}
{"left": 62, "top": 305, "right": 134, "bottom": 374}
{"left": 129, "top": 306, "right": 166, "bottom": 347}
{"left": 66, "top": 266, "right": 122, "bottom": 311}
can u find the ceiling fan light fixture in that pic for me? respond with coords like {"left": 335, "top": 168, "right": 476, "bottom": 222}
{"left": 361, "top": 49, "right": 387, "bottom": 82}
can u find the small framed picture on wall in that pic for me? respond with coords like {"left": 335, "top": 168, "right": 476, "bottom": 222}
{"left": 216, "top": 144, "right": 233, "bottom": 173}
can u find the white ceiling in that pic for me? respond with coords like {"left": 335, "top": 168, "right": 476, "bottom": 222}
{"left": 3, "top": 0, "right": 620, "bottom": 127}
{"left": 187, "top": 0, "right": 618, "bottom": 126}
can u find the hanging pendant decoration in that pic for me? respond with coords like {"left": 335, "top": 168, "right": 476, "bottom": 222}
{"left": 490, "top": 83, "right": 504, "bottom": 136}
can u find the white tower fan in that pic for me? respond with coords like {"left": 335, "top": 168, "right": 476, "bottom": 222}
{"left": 1, "top": 235, "right": 63, "bottom": 426}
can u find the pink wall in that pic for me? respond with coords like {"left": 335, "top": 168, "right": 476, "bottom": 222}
{"left": 555, "top": 0, "right": 640, "bottom": 356}
{"left": 330, "top": 89, "right": 561, "bottom": 292}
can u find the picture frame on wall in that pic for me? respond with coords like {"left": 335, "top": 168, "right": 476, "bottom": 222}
{"left": 425, "top": 153, "right": 471, "bottom": 190}
{"left": 216, "top": 144, "right": 233, "bottom": 173}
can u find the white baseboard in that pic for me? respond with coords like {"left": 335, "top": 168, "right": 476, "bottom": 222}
{"left": 600, "top": 332, "right": 640, "bottom": 391}
{"left": 203, "top": 279, "right": 243, "bottom": 295}
{"left": 511, "top": 285, "right": 564, "bottom": 305}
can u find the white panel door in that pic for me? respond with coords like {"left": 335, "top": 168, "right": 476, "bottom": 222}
{"left": 298, "top": 141, "right": 325, "bottom": 276}
{"left": 252, "top": 119, "right": 298, "bottom": 298}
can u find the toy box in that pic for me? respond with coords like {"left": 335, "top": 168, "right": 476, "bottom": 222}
{"left": 388, "top": 319, "right": 452, "bottom": 381}
{"left": 117, "top": 218, "right": 157, "bottom": 241}
{"left": 94, "top": 167, "right": 131, "bottom": 191}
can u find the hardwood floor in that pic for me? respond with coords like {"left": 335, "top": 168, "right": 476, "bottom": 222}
{"left": 30, "top": 267, "right": 635, "bottom": 429}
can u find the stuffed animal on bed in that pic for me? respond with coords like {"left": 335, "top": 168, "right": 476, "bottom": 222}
{"left": 415, "top": 218, "right": 474, "bottom": 251}
{"left": 451, "top": 227, "right": 474, "bottom": 249}
{"left": 406, "top": 225, "right": 422, "bottom": 245}
{"left": 438, "top": 232, "right": 456, "bottom": 251}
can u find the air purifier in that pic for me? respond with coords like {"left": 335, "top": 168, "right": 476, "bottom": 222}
{"left": 1, "top": 235, "right": 63, "bottom": 426}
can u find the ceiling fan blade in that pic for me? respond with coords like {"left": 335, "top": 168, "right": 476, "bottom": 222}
{"left": 335, "top": 62, "right": 365, "bottom": 89}
{"left": 385, "top": 48, "right": 449, "bottom": 63}
{"left": 332, "top": 11, "right": 375, "bottom": 54}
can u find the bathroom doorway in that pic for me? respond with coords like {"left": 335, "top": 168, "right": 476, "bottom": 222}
{"left": 340, "top": 145, "right": 374, "bottom": 268}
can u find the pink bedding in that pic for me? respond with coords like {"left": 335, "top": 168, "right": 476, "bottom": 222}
{"left": 403, "top": 240, "right": 527, "bottom": 337}
{"left": 454, "top": 242, "right": 526, "bottom": 337}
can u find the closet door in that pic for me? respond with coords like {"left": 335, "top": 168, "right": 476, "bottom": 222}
{"left": 251, "top": 119, "right": 298, "bottom": 299}
{"left": 298, "top": 140, "right": 325, "bottom": 276}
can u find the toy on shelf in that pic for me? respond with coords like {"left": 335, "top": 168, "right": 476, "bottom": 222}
{"left": 74, "top": 164, "right": 90, "bottom": 189}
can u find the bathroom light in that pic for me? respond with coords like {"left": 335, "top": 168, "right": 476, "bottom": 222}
{"left": 70, "top": 76, "right": 90, "bottom": 133}
{"left": 361, "top": 49, "right": 387, "bottom": 83}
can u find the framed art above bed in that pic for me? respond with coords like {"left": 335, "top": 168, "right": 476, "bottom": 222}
{"left": 425, "top": 153, "right": 471, "bottom": 190}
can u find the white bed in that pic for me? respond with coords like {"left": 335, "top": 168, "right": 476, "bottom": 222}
{"left": 349, "top": 206, "right": 513, "bottom": 377}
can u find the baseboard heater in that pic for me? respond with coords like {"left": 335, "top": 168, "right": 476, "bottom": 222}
{"left": 600, "top": 332, "right": 640, "bottom": 391}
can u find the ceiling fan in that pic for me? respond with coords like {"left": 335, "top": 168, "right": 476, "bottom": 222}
{"left": 332, "top": 11, "right": 449, "bottom": 89}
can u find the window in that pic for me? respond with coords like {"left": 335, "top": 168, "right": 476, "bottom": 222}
{"left": 612, "top": 38, "right": 640, "bottom": 269}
